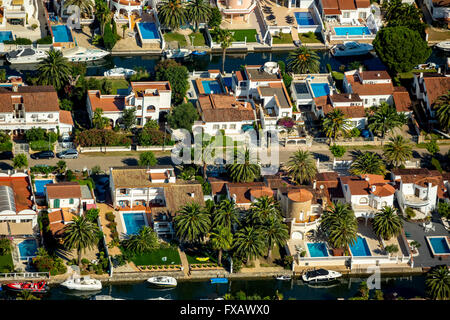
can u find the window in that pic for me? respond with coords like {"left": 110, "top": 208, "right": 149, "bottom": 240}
{"left": 69, "top": 198, "right": 74, "bottom": 204}
{"left": 53, "top": 199, "right": 60, "bottom": 208}
{"left": 213, "top": 124, "right": 220, "bottom": 129}
{"left": 359, "top": 12, "right": 366, "bottom": 19}
{"left": 282, "top": 112, "right": 289, "bottom": 117}
{"left": 343, "top": 12, "right": 350, "bottom": 18}
{"left": 222, "top": 124, "right": 227, "bottom": 129}
{"left": 230, "top": 124, "right": 236, "bottom": 129}
{"left": 48, "top": 114, "right": 53, "bottom": 118}
{"left": 359, "top": 197, "right": 368, "bottom": 204}
{"left": 237, "top": 0, "right": 242, "bottom": 5}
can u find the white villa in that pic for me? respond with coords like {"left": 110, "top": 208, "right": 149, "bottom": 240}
{"left": 412, "top": 72, "right": 450, "bottom": 121}
{"left": 232, "top": 63, "right": 283, "bottom": 99}
{"left": 0, "top": 0, "right": 37, "bottom": 28}
{"left": 45, "top": 182, "right": 95, "bottom": 215}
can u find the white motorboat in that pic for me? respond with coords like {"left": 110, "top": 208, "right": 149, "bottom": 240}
{"left": 104, "top": 67, "right": 137, "bottom": 77}
{"left": 164, "top": 49, "right": 192, "bottom": 59}
{"left": 60, "top": 275, "right": 102, "bottom": 291}
{"left": 435, "top": 41, "right": 450, "bottom": 52}
{"left": 302, "top": 269, "right": 342, "bottom": 283}
{"left": 147, "top": 276, "right": 177, "bottom": 288}
{"left": 6, "top": 48, "right": 48, "bottom": 64}
{"left": 62, "top": 46, "right": 110, "bottom": 62}
{"left": 275, "top": 275, "right": 292, "bottom": 281}
{"left": 331, "top": 41, "right": 373, "bottom": 57}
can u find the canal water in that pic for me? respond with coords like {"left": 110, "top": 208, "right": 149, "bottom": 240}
{"left": 0, "top": 275, "right": 427, "bottom": 300}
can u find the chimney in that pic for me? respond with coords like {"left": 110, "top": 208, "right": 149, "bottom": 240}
{"left": 427, "top": 182, "right": 432, "bottom": 199}
{"left": 358, "top": 65, "right": 363, "bottom": 73}
{"left": 365, "top": 176, "right": 370, "bottom": 182}
{"left": 313, "top": 180, "right": 317, "bottom": 189}
{"left": 419, "top": 72, "right": 424, "bottom": 79}
{"left": 376, "top": 73, "right": 380, "bottom": 77}
{"left": 232, "top": 194, "right": 237, "bottom": 202}
{"left": 348, "top": 93, "right": 352, "bottom": 99}
{"left": 12, "top": 83, "right": 18, "bottom": 92}
{"left": 371, "top": 185, "right": 376, "bottom": 193}
{"left": 189, "top": 192, "right": 195, "bottom": 198}
{"left": 438, "top": 67, "right": 441, "bottom": 74}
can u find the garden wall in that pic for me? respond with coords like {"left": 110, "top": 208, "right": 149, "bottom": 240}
{"left": 79, "top": 146, "right": 132, "bottom": 153}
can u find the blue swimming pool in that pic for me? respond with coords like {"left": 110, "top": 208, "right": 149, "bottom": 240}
{"left": 428, "top": 237, "right": 450, "bottom": 255}
{"left": 34, "top": 179, "right": 53, "bottom": 197}
{"left": 349, "top": 236, "right": 372, "bottom": 256}
{"left": 202, "top": 80, "right": 222, "bottom": 94}
{"left": 0, "top": 31, "right": 13, "bottom": 43}
{"left": 310, "top": 83, "right": 330, "bottom": 97}
{"left": 307, "top": 242, "right": 329, "bottom": 257}
{"left": 18, "top": 239, "right": 38, "bottom": 260}
{"left": 51, "top": 25, "right": 73, "bottom": 42}
{"left": 123, "top": 213, "right": 147, "bottom": 235}
{"left": 334, "top": 26, "right": 371, "bottom": 36}
{"left": 138, "top": 22, "right": 159, "bottom": 40}
{"left": 295, "top": 12, "right": 315, "bottom": 26}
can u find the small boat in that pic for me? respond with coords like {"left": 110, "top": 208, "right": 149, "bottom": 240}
{"left": 414, "top": 62, "right": 437, "bottom": 70}
{"left": 275, "top": 275, "right": 292, "bottom": 281}
{"left": 3, "top": 281, "right": 49, "bottom": 293}
{"left": 302, "top": 269, "right": 342, "bottom": 283}
{"left": 192, "top": 50, "right": 207, "bottom": 56}
{"left": 6, "top": 48, "right": 48, "bottom": 64}
{"left": 164, "top": 48, "right": 192, "bottom": 59}
{"left": 210, "top": 277, "right": 228, "bottom": 284}
{"left": 91, "top": 295, "right": 125, "bottom": 300}
{"left": 331, "top": 41, "right": 373, "bottom": 57}
{"left": 104, "top": 67, "right": 137, "bottom": 77}
{"left": 60, "top": 275, "right": 102, "bottom": 291}
{"left": 435, "top": 41, "right": 450, "bottom": 52}
{"left": 62, "top": 46, "right": 110, "bottom": 62}
{"left": 147, "top": 276, "right": 177, "bottom": 288}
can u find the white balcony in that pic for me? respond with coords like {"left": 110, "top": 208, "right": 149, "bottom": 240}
{"left": 403, "top": 195, "right": 430, "bottom": 208}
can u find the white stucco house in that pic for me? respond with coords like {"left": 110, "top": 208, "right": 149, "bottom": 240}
{"left": 0, "top": 0, "right": 37, "bottom": 28}
{"left": 232, "top": 63, "right": 283, "bottom": 99}
{"left": 45, "top": 182, "right": 95, "bottom": 215}
{"left": 423, "top": 0, "right": 450, "bottom": 23}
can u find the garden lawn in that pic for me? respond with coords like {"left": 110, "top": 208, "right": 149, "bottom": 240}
{"left": 129, "top": 248, "right": 181, "bottom": 266}
{"left": 272, "top": 33, "right": 293, "bottom": 44}
{"left": 163, "top": 32, "right": 187, "bottom": 47}
{"left": 298, "top": 33, "right": 323, "bottom": 43}
{"left": 231, "top": 29, "right": 258, "bottom": 42}
{"left": 191, "top": 32, "right": 206, "bottom": 46}
{"left": 185, "top": 249, "right": 217, "bottom": 264}
{"left": 0, "top": 252, "right": 13, "bottom": 271}
{"left": 110, "top": 79, "right": 130, "bottom": 94}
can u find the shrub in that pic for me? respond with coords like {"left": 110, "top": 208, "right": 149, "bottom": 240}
{"left": 30, "top": 140, "right": 53, "bottom": 151}
{"left": 105, "top": 212, "right": 116, "bottom": 222}
{"left": 75, "top": 129, "right": 132, "bottom": 147}
{"left": 208, "top": 7, "right": 222, "bottom": 28}
{"left": 37, "top": 36, "right": 52, "bottom": 44}
{"left": 349, "top": 127, "right": 361, "bottom": 138}
{"left": 60, "top": 99, "right": 74, "bottom": 111}
{"left": 4, "top": 37, "right": 32, "bottom": 45}
{"left": 277, "top": 117, "right": 295, "bottom": 129}
{"left": 326, "top": 63, "right": 332, "bottom": 73}
{"left": 81, "top": 258, "right": 90, "bottom": 265}
{"left": 13, "top": 154, "right": 28, "bottom": 169}
{"left": 431, "top": 157, "right": 443, "bottom": 173}
{"left": 85, "top": 208, "right": 99, "bottom": 222}
{"left": 405, "top": 207, "right": 415, "bottom": 219}
{"left": 138, "top": 128, "right": 166, "bottom": 146}
{"left": 329, "top": 144, "right": 346, "bottom": 158}
{"left": 437, "top": 202, "right": 450, "bottom": 219}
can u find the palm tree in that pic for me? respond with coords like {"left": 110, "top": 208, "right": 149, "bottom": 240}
{"left": 383, "top": 135, "right": 413, "bottom": 168}
{"left": 213, "top": 199, "right": 239, "bottom": 229}
{"left": 56, "top": 160, "right": 67, "bottom": 174}
{"left": 286, "top": 46, "right": 320, "bottom": 74}
{"left": 322, "top": 109, "right": 351, "bottom": 143}
{"left": 157, "top": 0, "right": 187, "bottom": 31}
{"left": 425, "top": 265, "right": 450, "bottom": 300}
{"left": 174, "top": 202, "right": 211, "bottom": 244}
{"left": 193, "top": 134, "right": 215, "bottom": 180}
{"left": 37, "top": 50, "right": 72, "bottom": 90}
{"left": 216, "top": 28, "right": 233, "bottom": 74}
{"left": 320, "top": 203, "right": 357, "bottom": 251}
{"left": 121, "top": 24, "right": 128, "bottom": 39}
{"left": 373, "top": 206, "right": 403, "bottom": 241}
{"left": 367, "top": 102, "right": 407, "bottom": 139}
{"left": 94, "top": 0, "right": 111, "bottom": 36}
{"left": 349, "top": 151, "right": 387, "bottom": 176}
{"left": 261, "top": 216, "right": 289, "bottom": 259}
{"left": 92, "top": 108, "right": 109, "bottom": 129}
{"left": 434, "top": 91, "right": 450, "bottom": 133}
{"left": 208, "top": 225, "right": 233, "bottom": 266}
{"left": 233, "top": 226, "right": 265, "bottom": 263}
{"left": 186, "top": 0, "right": 211, "bottom": 32}
{"left": 63, "top": 216, "right": 99, "bottom": 266}
{"left": 64, "top": 0, "right": 94, "bottom": 18}
{"left": 248, "top": 196, "right": 281, "bottom": 224}
{"left": 226, "top": 148, "right": 261, "bottom": 183}
{"left": 285, "top": 150, "right": 317, "bottom": 185}
{"left": 122, "top": 226, "right": 159, "bottom": 253}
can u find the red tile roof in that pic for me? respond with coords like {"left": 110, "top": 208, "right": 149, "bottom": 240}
{"left": 87, "top": 90, "right": 125, "bottom": 113}
{"left": 393, "top": 87, "right": 412, "bottom": 113}
{"left": 59, "top": 110, "right": 74, "bottom": 126}
{"left": 423, "top": 76, "right": 450, "bottom": 108}
{"left": 0, "top": 177, "right": 33, "bottom": 212}
{"left": 46, "top": 182, "right": 81, "bottom": 199}
{"left": 0, "top": 86, "right": 59, "bottom": 113}
{"left": 197, "top": 94, "right": 255, "bottom": 122}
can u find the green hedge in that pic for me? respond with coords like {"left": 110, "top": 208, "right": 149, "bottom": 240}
{"left": 37, "top": 36, "right": 52, "bottom": 44}
{"left": 4, "top": 38, "right": 32, "bottom": 45}
{"left": 30, "top": 140, "right": 54, "bottom": 151}
{"left": 0, "top": 141, "right": 12, "bottom": 152}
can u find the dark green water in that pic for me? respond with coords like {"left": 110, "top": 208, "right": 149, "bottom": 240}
{"left": 1, "top": 275, "right": 427, "bottom": 300}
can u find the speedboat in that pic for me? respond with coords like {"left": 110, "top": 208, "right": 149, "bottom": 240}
{"left": 331, "top": 41, "right": 373, "bottom": 57}
{"left": 60, "top": 275, "right": 102, "bottom": 291}
{"left": 164, "top": 49, "right": 192, "bottom": 59}
{"left": 62, "top": 46, "right": 110, "bottom": 62}
{"left": 3, "top": 281, "right": 49, "bottom": 293}
{"left": 192, "top": 50, "right": 207, "bottom": 56}
{"left": 147, "top": 276, "right": 177, "bottom": 288}
{"left": 210, "top": 277, "right": 228, "bottom": 284}
{"left": 104, "top": 67, "right": 137, "bottom": 77}
{"left": 275, "top": 275, "right": 292, "bottom": 281}
{"left": 6, "top": 48, "right": 48, "bottom": 64}
{"left": 435, "top": 41, "right": 450, "bottom": 52}
{"left": 302, "top": 269, "right": 342, "bottom": 282}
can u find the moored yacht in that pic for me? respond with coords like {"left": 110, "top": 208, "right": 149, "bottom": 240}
{"left": 436, "top": 41, "right": 450, "bottom": 52}
{"left": 164, "top": 49, "right": 192, "bottom": 59}
{"left": 60, "top": 275, "right": 102, "bottom": 291}
{"left": 104, "top": 67, "right": 136, "bottom": 77}
{"left": 62, "top": 46, "right": 110, "bottom": 62}
{"left": 331, "top": 41, "right": 373, "bottom": 57}
{"left": 302, "top": 269, "right": 342, "bottom": 282}
{"left": 6, "top": 48, "right": 48, "bottom": 64}
{"left": 147, "top": 276, "right": 177, "bottom": 288}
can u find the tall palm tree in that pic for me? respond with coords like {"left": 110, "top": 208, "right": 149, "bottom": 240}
{"left": 64, "top": 0, "right": 94, "bottom": 18}
{"left": 213, "top": 199, "right": 239, "bottom": 230}
{"left": 367, "top": 102, "right": 407, "bottom": 139}
{"left": 186, "top": 0, "right": 211, "bottom": 32}
{"left": 92, "top": 108, "right": 109, "bottom": 129}
{"left": 349, "top": 151, "right": 387, "bottom": 176}
{"left": 248, "top": 196, "right": 281, "bottom": 225}
{"left": 373, "top": 206, "right": 403, "bottom": 241}
{"left": 285, "top": 150, "right": 317, "bottom": 185}
{"left": 216, "top": 28, "right": 233, "bottom": 74}
{"left": 286, "top": 46, "right": 320, "bottom": 74}
{"left": 193, "top": 134, "right": 215, "bottom": 180}
{"left": 174, "top": 202, "right": 211, "bottom": 244}
{"left": 94, "top": 0, "right": 111, "bottom": 36}
{"left": 425, "top": 265, "right": 450, "bottom": 300}
{"left": 383, "top": 135, "right": 413, "bottom": 168}
{"left": 320, "top": 203, "right": 357, "bottom": 251}
{"left": 208, "top": 225, "right": 233, "bottom": 266}
{"left": 122, "top": 226, "right": 159, "bottom": 253}
{"left": 63, "top": 216, "right": 99, "bottom": 266}
{"left": 37, "top": 50, "right": 72, "bottom": 90}
{"left": 157, "top": 0, "right": 187, "bottom": 31}
{"left": 322, "top": 109, "right": 351, "bottom": 143}
{"left": 233, "top": 226, "right": 265, "bottom": 263}
{"left": 434, "top": 91, "right": 450, "bottom": 133}
{"left": 261, "top": 216, "right": 289, "bottom": 259}
{"left": 226, "top": 148, "right": 261, "bottom": 183}
{"left": 320, "top": 202, "right": 354, "bottom": 234}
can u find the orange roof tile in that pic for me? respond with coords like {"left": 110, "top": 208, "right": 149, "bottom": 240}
{"left": 87, "top": 90, "right": 125, "bottom": 113}
{"left": 423, "top": 76, "right": 450, "bottom": 107}
{"left": 46, "top": 182, "right": 81, "bottom": 199}
{"left": 59, "top": 110, "right": 74, "bottom": 126}
{"left": 287, "top": 189, "right": 314, "bottom": 202}
{"left": 393, "top": 88, "right": 412, "bottom": 113}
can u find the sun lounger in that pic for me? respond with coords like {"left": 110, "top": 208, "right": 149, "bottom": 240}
{"left": 442, "top": 218, "right": 450, "bottom": 231}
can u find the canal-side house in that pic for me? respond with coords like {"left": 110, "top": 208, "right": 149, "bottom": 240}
{"left": 0, "top": 85, "right": 74, "bottom": 135}
{"left": 45, "top": 182, "right": 95, "bottom": 215}
{"left": 215, "top": 0, "right": 256, "bottom": 23}
{"left": 86, "top": 81, "right": 172, "bottom": 127}
{"left": 109, "top": 166, "right": 204, "bottom": 239}
{"left": 0, "top": 0, "right": 37, "bottom": 29}
{"left": 232, "top": 63, "right": 283, "bottom": 99}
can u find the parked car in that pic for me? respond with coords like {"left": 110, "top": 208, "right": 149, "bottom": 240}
{"left": 57, "top": 149, "right": 79, "bottom": 159}
{"left": 30, "top": 151, "right": 55, "bottom": 159}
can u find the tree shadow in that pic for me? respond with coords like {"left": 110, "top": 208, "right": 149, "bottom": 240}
{"left": 121, "top": 158, "right": 138, "bottom": 166}
{"left": 312, "top": 152, "right": 329, "bottom": 162}
{"left": 157, "top": 155, "right": 174, "bottom": 165}
{"left": 0, "top": 161, "right": 13, "bottom": 170}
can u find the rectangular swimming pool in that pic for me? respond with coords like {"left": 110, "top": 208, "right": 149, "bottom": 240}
{"left": 138, "top": 22, "right": 159, "bottom": 40}
{"left": 122, "top": 213, "right": 147, "bottom": 235}
{"left": 18, "top": 239, "right": 38, "bottom": 260}
{"left": 34, "top": 179, "right": 53, "bottom": 197}
{"left": 427, "top": 236, "right": 450, "bottom": 256}
{"left": 295, "top": 12, "right": 315, "bottom": 26}
{"left": 51, "top": 25, "right": 73, "bottom": 42}
{"left": 202, "top": 80, "right": 223, "bottom": 94}
{"left": 307, "top": 242, "right": 329, "bottom": 257}
{"left": 0, "top": 31, "right": 13, "bottom": 43}
{"left": 349, "top": 236, "right": 372, "bottom": 256}
{"left": 334, "top": 26, "right": 371, "bottom": 36}
{"left": 310, "top": 83, "right": 330, "bottom": 98}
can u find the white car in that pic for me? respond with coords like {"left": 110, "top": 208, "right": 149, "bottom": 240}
{"left": 57, "top": 149, "right": 79, "bottom": 159}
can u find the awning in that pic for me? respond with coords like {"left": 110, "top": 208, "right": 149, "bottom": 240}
{"left": 8, "top": 222, "right": 34, "bottom": 236}
{"left": 85, "top": 203, "right": 97, "bottom": 210}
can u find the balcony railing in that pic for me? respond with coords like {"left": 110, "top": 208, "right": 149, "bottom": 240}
{"left": 403, "top": 195, "right": 430, "bottom": 208}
